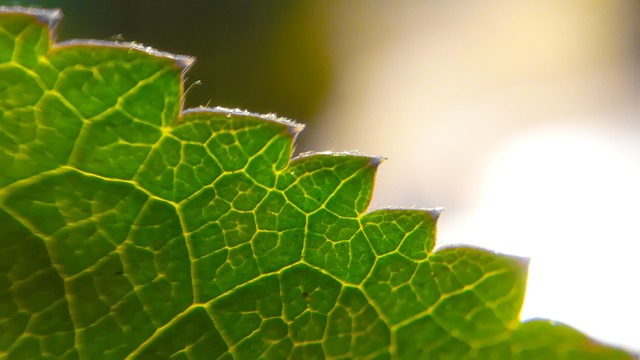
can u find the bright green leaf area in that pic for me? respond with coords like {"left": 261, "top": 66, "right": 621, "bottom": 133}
{"left": 0, "top": 7, "right": 632, "bottom": 360}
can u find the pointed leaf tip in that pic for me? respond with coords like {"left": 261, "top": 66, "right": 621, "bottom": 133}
{"left": 368, "top": 155, "right": 386, "bottom": 167}
{"left": 426, "top": 206, "right": 444, "bottom": 220}
{"left": 288, "top": 123, "right": 306, "bottom": 137}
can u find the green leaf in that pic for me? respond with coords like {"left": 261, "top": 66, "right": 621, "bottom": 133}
{"left": 0, "top": 7, "right": 633, "bottom": 359}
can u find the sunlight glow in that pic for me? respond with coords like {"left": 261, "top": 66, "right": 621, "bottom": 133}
{"left": 445, "top": 125, "right": 640, "bottom": 351}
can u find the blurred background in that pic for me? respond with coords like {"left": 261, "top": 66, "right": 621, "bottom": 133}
{"left": 4, "top": 0, "right": 640, "bottom": 352}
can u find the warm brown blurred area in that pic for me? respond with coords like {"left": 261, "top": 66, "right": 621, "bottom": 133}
{"left": 7, "top": 0, "right": 640, "bottom": 352}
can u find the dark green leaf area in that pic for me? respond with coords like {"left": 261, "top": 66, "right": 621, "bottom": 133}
{"left": 173, "top": 114, "right": 294, "bottom": 175}
{"left": 2, "top": 168, "right": 193, "bottom": 358}
{"left": 363, "top": 247, "right": 528, "bottom": 358}
{"left": 136, "top": 306, "right": 227, "bottom": 360}
{"left": 51, "top": 48, "right": 181, "bottom": 180}
{"left": 254, "top": 190, "right": 307, "bottom": 273}
{"left": 0, "top": 210, "right": 76, "bottom": 360}
{"left": 396, "top": 315, "right": 472, "bottom": 359}
{"left": 325, "top": 286, "right": 391, "bottom": 359}
{"left": 362, "top": 209, "right": 436, "bottom": 260}
{"left": 211, "top": 264, "right": 392, "bottom": 359}
{"left": 138, "top": 111, "right": 294, "bottom": 203}
{"left": 364, "top": 254, "right": 436, "bottom": 325}
{"left": 48, "top": 45, "right": 182, "bottom": 123}
{"left": 5, "top": 171, "right": 146, "bottom": 272}
{"left": 72, "top": 109, "right": 164, "bottom": 181}
{"left": 173, "top": 114, "right": 295, "bottom": 229}
{"left": 430, "top": 248, "right": 526, "bottom": 328}
{"left": 0, "top": 61, "right": 82, "bottom": 187}
{"left": 281, "top": 154, "right": 376, "bottom": 217}
{"left": 0, "top": 12, "right": 49, "bottom": 66}
{"left": 306, "top": 209, "right": 374, "bottom": 284}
